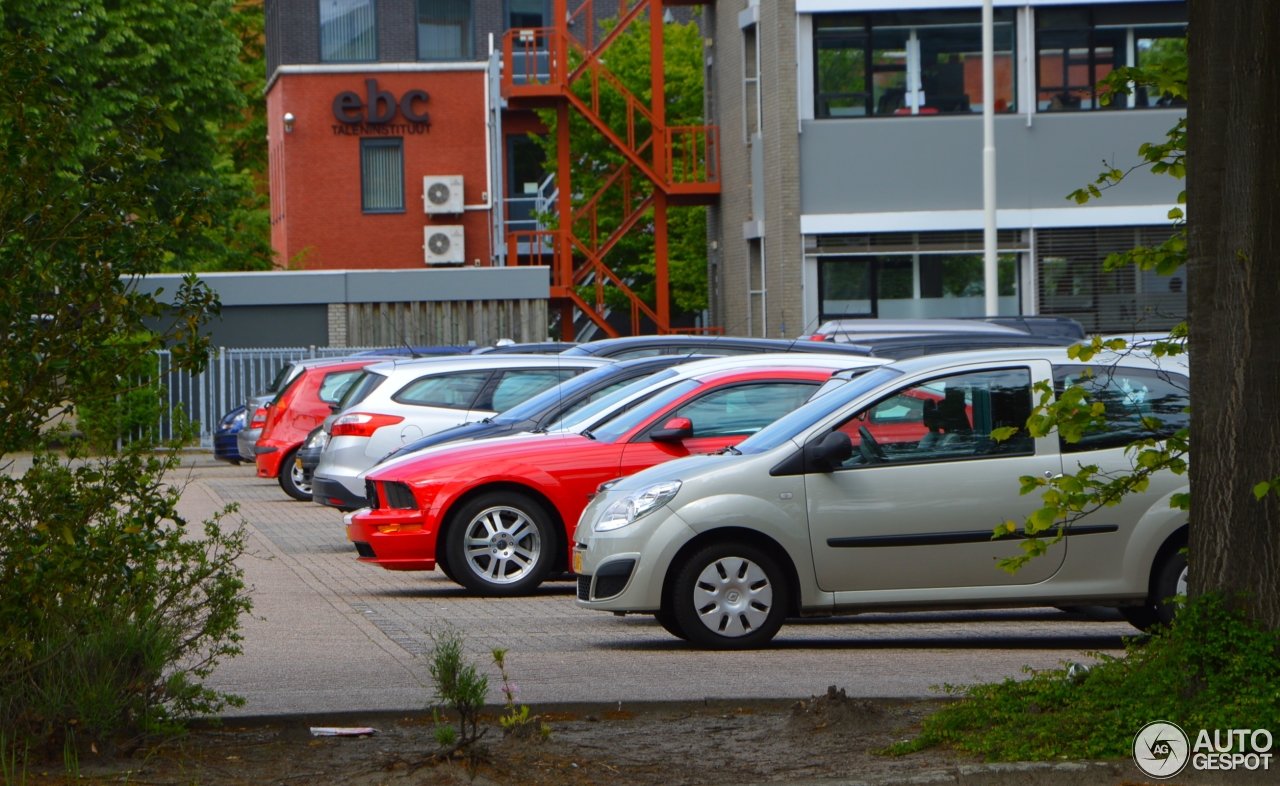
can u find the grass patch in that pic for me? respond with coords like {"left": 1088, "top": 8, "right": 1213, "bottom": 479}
{"left": 886, "top": 594, "right": 1280, "bottom": 761}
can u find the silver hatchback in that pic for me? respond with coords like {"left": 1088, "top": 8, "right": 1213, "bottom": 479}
{"left": 573, "top": 348, "right": 1190, "bottom": 649}
{"left": 311, "top": 354, "right": 610, "bottom": 509}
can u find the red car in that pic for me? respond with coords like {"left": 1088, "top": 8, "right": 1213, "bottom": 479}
{"left": 255, "top": 358, "right": 379, "bottom": 500}
{"left": 350, "top": 366, "right": 838, "bottom": 595}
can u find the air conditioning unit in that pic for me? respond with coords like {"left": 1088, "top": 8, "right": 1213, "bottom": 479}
{"left": 424, "top": 225, "right": 465, "bottom": 265}
{"left": 423, "top": 175, "right": 464, "bottom": 214}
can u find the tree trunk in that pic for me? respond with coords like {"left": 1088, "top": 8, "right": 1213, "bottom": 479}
{"left": 1187, "top": 0, "right": 1280, "bottom": 628}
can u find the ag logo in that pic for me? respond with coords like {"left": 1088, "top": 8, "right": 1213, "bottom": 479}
{"left": 1133, "top": 721, "right": 1190, "bottom": 778}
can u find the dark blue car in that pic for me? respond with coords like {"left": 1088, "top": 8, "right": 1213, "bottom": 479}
{"left": 214, "top": 407, "right": 248, "bottom": 465}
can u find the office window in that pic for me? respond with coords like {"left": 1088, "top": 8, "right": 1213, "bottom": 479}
{"left": 419, "top": 0, "right": 473, "bottom": 60}
{"left": 361, "top": 138, "right": 404, "bottom": 213}
{"left": 814, "top": 10, "right": 1015, "bottom": 118}
{"left": 1037, "top": 3, "right": 1186, "bottom": 111}
{"left": 320, "top": 0, "right": 377, "bottom": 62}
{"left": 818, "top": 253, "right": 1017, "bottom": 320}
{"left": 507, "top": 0, "right": 547, "bottom": 29}
{"left": 743, "top": 23, "right": 761, "bottom": 138}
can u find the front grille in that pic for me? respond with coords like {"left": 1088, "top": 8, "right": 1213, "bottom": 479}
{"left": 593, "top": 559, "right": 636, "bottom": 600}
{"left": 354, "top": 541, "right": 376, "bottom": 558}
{"left": 365, "top": 479, "right": 380, "bottom": 510}
{"left": 383, "top": 481, "right": 418, "bottom": 510}
{"left": 576, "top": 575, "right": 592, "bottom": 601}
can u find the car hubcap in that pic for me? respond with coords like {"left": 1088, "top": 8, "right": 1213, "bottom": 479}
{"left": 692, "top": 557, "right": 772, "bottom": 638}
{"left": 464, "top": 506, "right": 541, "bottom": 585}
{"left": 292, "top": 461, "right": 311, "bottom": 495}
{"left": 1176, "top": 565, "right": 1188, "bottom": 600}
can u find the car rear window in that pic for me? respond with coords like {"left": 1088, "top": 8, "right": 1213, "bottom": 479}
{"left": 336, "top": 370, "right": 386, "bottom": 412}
{"left": 318, "top": 369, "right": 364, "bottom": 404}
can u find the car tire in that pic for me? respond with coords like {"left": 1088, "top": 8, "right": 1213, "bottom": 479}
{"left": 435, "top": 546, "right": 459, "bottom": 583}
{"left": 278, "top": 448, "right": 312, "bottom": 502}
{"left": 653, "top": 605, "right": 688, "bottom": 640}
{"left": 670, "top": 542, "right": 788, "bottom": 650}
{"left": 445, "top": 491, "right": 556, "bottom": 596}
{"left": 1121, "top": 548, "right": 1188, "bottom": 632}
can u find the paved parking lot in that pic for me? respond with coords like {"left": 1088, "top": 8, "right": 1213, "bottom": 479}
{"left": 177, "top": 464, "right": 1139, "bottom": 717}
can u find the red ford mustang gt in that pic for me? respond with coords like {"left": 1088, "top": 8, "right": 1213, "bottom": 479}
{"left": 349, "top": 365, "right": 839, "bottom": 595}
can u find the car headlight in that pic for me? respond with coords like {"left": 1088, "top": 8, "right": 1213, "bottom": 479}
{"left": 594, "top": 480, "right": 681, "bottom": 532}
{"left": 305, "top": 429, "right": 330, "bottom": 450}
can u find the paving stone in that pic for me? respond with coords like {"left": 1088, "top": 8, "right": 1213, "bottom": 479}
{"left": 187, "top": 467, "right": 1141, "bottom": 714}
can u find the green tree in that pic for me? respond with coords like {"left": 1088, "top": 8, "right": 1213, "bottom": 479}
{"left": 0, "top": 0, "right": 273, "bottom": 272}
{"left": 533, "top": 14, "right": 708, "bottom": 320}
{"left": 0, "top": 36, "right": 249, "bottom": 746}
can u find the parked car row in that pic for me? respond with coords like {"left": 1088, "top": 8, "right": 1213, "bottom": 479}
{"left": 216, "top": 321, "right": 1190, "bottom": 648}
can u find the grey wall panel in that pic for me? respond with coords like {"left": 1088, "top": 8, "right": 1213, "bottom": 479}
{"left": 131, "top": 271, "right": 347, "bottom": 306}
{"left": 145, "top": 305, "right": 330, "bottom": 349}
{"left": 341, "top": 267, "right": 550, "bottom": 302}
{"left": 799, "top": 110, "right": 1184, "bottom": 216}
{"left": 132, "top": 267, "right": 550, "bottom": 306}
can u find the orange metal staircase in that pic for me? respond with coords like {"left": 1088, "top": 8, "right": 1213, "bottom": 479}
{"left": 502, "top": 0, "right": 720, "bottom": 339}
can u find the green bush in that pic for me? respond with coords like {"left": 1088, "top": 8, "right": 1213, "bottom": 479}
{"left": 887, "top": 594, "right": 1280, "bottom": 761}
{"left": 0, "top": 441, "right": 250, "bottom": 749}
{"left": 74, "top": 337, "right": 164, "bottom": 453}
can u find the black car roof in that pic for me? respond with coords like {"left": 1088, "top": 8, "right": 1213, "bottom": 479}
{"left": 562, "top": 335, "right": 873, "bottom": 357}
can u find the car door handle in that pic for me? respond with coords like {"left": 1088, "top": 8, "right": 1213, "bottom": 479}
{"left": 1043, "top": 471, "right": 1062, "bottom": 479}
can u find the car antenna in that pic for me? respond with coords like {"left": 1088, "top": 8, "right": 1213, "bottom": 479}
{"left": 379, "top": 311, "right": 422, "bottom": 359}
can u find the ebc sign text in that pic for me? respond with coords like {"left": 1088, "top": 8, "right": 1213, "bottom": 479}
{"left": 332, "top": 79, "right": 430, "bottom": 136}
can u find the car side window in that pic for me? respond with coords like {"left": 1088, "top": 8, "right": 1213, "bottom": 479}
{"left": 610, "top": 347, "right": 666, "bottom": 360}
{"left": 479, "top": 369, "right": 579, "bottom": 412}
{"left": 392, "top": 371, "right": 492, "bottom": 409}
{"left": 318, "top": 370, "right": 364, "bottom": 404}
{"left": 655, "top": 382, "right": 819, "bottom": 439}
{"left": 830, "top": 368, "right": 1034, "bottom": 467}
{"left": 1053, "top": 365, "right": 1189, "bottom": 453}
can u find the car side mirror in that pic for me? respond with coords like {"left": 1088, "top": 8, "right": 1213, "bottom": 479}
{"left": 651, "top": 417, "right": 694, "bottom": 443}
{"left": 806, "top": 431, "right": 853, "bottom": 471}
{"left": 329, "top": 403, "right": 341, "bottom": 412}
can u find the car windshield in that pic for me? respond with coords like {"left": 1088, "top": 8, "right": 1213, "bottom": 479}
{"left": 489, "top": 365, "right": 620, "bottom": 423}
{"left": 585, "top": 379, "right": 702, "bottom": 443}
{"left": 735, "top": 367, "right": 903, "bottom": 454}
{"left": 544, "top": 369, "right": 681, "bottom": 432}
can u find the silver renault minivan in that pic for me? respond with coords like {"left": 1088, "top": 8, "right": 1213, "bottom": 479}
{"left": 572, "top": 348, "right": 1190, "bottom": 649}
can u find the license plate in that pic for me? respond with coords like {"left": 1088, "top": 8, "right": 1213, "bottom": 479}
{"left": 572, "top": 550, "right": 583, "bottom": 574}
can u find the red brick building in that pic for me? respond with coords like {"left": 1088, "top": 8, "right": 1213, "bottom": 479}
{"left": 265, "top": 0, "right": 552, "bottom": 270}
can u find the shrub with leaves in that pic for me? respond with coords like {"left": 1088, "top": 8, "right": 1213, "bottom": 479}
{"left": 0, "top": 440, "right": 250, "bottom": 747}
{"left": 886, "top": 595, "right": 1280, "bottom": 760}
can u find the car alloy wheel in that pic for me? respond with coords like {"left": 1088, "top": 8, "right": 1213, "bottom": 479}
{"left": 277, "top": 448, "right": 312, "bottom": 502}
{"left": 671, "top": 542, "right": 788, "bottom": 650}
{"left": 445, "top": 492, "right": 555, "bottom": 596}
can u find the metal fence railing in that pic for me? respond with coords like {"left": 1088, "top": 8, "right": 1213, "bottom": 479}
{"left": 156, "top": 346, "right": 396, "bottom": 447}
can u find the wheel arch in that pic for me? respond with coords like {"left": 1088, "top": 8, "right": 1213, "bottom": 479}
{"left": 662, "top": 526, "right": 804, "bottom": 617}
{"left": 436, "top": 481, "right": 570, "bottom": 572}
{"left": 1148, "top": 523, "right": 1188, "bottom": 595}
